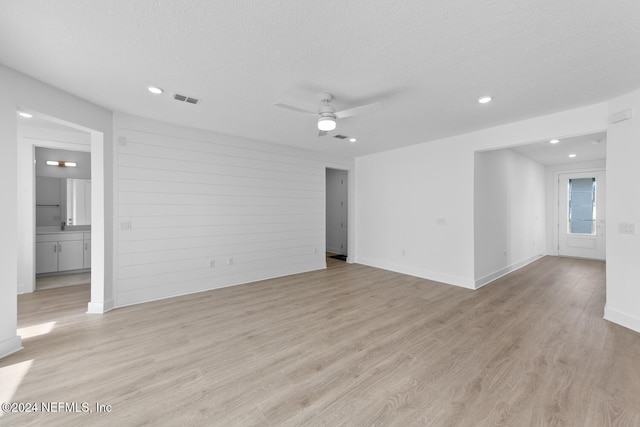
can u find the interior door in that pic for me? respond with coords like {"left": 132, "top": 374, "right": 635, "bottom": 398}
{"left": 558, "top": 171, "right": 605, "bottom": 260}
{"left": 326, "top": 169, "right": 348, "bottom": 256}
{"left": 337, "top": 171, "right": 348, "bottom": 255}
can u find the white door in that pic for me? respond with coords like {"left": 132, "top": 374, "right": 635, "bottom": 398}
{"left": 326, "top": 169, "right": 348, "bottom": 256}
{"left": 558, "top": 171, "right": 605, "bottom": 260}
{"left": 337, "top": 172, "right": 348, "bottom": 255}
{"left": 84, "top": 239, "right": 92, "bottom": 269}
{"left": 36, "top": 242, "right": 58, "bottom": 274}
{"left": 57, "top": 240, "right": 85, "bottom": 271}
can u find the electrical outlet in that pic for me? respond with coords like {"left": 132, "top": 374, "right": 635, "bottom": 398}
{"left": 618, "top": 223, "right": 636, "bottom": 235}
{"left": 209, "top": 260, "right": 215, "bottom": 268}
{"left": 226, "top": 257, "right": 233, "bottom": 265}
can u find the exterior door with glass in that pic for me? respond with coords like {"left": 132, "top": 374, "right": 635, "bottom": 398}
{"left": 558, "top": 171, "right": 606, "bottom": 260}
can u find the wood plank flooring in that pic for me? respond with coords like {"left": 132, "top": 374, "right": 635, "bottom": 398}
{"left": 2, "top": 256, "right": 639, "bottom": 426}
{"left": 36, "top": 272, "right": 91, "bottom": 291}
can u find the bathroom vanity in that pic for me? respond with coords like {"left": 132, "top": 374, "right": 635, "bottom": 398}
{"left": 35, "top": 231, "right": 91, "bottom": 274}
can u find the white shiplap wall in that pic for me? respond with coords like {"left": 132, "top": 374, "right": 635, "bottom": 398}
{"left": 115, "top": 114, "right": 348, "bottom": 306}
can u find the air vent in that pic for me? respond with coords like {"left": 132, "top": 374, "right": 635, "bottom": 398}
{"left": 173, "top": 93, "right": 200, "bottom": 105}
{"left": 334, "top": 134, "right": 348, "bottom": 139}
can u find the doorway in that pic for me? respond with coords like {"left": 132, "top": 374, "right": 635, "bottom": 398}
{"left": 34, "top": 147, "right": 92, "bottom": 291}
{"left": 17, "top": 112, "right": 108, "bottom": 313}
{"left": 558, "top": 170, "right": 606, "bottom": 260}
{"left": 326, "top": 168, "right": 348, "bottom": 261}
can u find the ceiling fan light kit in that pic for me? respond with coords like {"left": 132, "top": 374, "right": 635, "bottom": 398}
{"left": 275, "top": 92, "right": 381, "bottom": 137}
{"left": 318, "top": 116, "right": 336, "bottom": 131}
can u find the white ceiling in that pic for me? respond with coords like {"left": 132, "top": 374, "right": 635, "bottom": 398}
{"left": 2, "top": 1, "right": 640, "bottom": 157}
{"left": 510, "top": 132, "right": 606, "bottom": 165}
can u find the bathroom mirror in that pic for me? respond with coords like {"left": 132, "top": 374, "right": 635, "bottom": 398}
{"left": 66, "top": 178, "right": 91, "bottom": 226}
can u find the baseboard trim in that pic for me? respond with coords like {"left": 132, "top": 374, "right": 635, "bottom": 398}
{"left": 326, "top": 246, "right": 346, "bottom": 255}
{"left": 604, "top": 305, "right": 640, "bottom": 334}
{"left": 0, "top": 335, "right": 23, "bottom": 360}
{"left": 87, "top": 299, "right": 115, "bottom": 314}
{"left": 474, "top": 254, "right": 545, "bottom": 289}
{"left": 113, "top": 262, "right": 326, "bottom": 310}
{"left": 354, "top": 257, "right": 475, "bottom": 289}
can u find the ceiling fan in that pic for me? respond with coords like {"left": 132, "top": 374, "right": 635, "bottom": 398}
{"left": 275, "top": 92, "right": 382, "bottom": 136}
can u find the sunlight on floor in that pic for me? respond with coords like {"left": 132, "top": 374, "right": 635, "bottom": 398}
{"left": 0, "top": 359, "right": 33, "bottom": 417}
{"left": 17, "top": 321, "right": 56, "bottom": 339}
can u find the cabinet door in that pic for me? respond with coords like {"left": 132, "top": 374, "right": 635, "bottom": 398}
{"left": 83, "top": 240, "right": 91, "bottom": 269}
{"left": 36, "top": 242, "right": 58, "bottom": 274}
{"left": 58, "top": 240, "right": 84, "bottom": 271}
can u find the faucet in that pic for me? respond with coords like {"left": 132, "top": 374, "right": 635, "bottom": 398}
{"left": 61, "top": 221, "right": 66, "bottom": 231}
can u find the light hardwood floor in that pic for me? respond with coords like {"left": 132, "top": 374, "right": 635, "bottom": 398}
{"left": 2, "top": 256, "right": 639, "bottom": 426}
{"left": 36, "top": 272, "right": 91, "bottom": 291}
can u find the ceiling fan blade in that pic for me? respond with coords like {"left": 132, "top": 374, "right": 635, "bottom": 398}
{"left": 274, "top": 103, "right": 316, "bottom": 115}
{"left": 318, "top": 130, "right": 328, "bottom": 137}
{"left": 335, "top": 102, "right": 382, "bottom": 119}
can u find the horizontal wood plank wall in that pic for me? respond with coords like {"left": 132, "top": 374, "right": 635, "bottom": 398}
{"left": 115, "top": 116, "right": 330, "bottom": 306}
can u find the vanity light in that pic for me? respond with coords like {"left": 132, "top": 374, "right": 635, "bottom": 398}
{"left": 18, "top": 111, "right": 33, "bottom": 118}
{"left": 549, "top": 139, "right": 560, "bottom": 144}
{"left": 478, "top": 96, "right": 492, "bottom": 104}
{"left": 148, "top": 86, "right": 164, "bottom": 94}
{"left": 568, "top": 154, "right": 577, "bottom": 158}
{"left": 47, "top": 160, "right": 77, "bottom": 167}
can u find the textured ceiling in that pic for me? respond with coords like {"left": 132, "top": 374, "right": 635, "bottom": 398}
{"left": 2, "top": 1, "right": 639, "bottom": 157}
{"left": 510, "top": 132, "right": 606, "bottom": 165}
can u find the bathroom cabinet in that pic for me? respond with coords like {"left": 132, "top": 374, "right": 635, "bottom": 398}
{"left": 36, "top": 232, "right": 91, "bottom": 274}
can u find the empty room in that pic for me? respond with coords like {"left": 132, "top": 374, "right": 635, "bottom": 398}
{"left": 1, "top": 1, "right": 640, "bottom": 426}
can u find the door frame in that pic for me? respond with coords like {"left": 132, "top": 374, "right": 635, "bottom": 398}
{"left": 325, "top": 167, "right": 350, "bottom": 259}
{"left": 552, "top": 167, "right": 606, "bottom": 258}
{"left": 17, "top": 112, "right": 108, "bottom": 313}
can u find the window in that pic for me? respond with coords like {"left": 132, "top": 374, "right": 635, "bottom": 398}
{"left": 568, "top": 177, "right": 596, "bottom": 234}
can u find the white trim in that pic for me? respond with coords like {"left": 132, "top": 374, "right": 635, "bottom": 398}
{"left": 326, "top": 246, "right": 345, "bottom": 255}
{"left": 604, "top": 305, "right": 640, "bottom": 334}
{"left": 86, "top": 299, "right": 115, "bottom": 314}
{"left": 553, "top": 167, "right": 606, "bottom": 258}
{"left": 0, "top": 336, "right": 23, "bottom": 359}
{"left": 474, "top": 254, "right": 544, "bottom": 289}
{"left": 112, "top": 264, "right": 326, "bottom": 310}
{"left": 355, "top": 257, "right": 476, "bottom": 289}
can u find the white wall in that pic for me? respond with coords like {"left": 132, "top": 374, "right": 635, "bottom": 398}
{"left": 355, "top": 102, "right": 608, "bottom": 289}
{"left": 35, "top": 147, "right": 91, "bottom": 179}
{"left": 114, "top": 114, "right": 353, "bottom": 306}
{"left": 1, "top": 63, "right": 113, "bottom": 358}
{"left": 474, "top": 149, "right": 546, "bottom": 287}
{"left": 605, "top": 88, "right": 640, "bottom": 333}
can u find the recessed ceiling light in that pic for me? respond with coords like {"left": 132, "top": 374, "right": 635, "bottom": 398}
{"left": 147, "top": 86, "right": 164, "bottom": 95}
{"left": 478, "top": 96, "right": 492, "bottom": 104}
{"left": 349, "top": 138, "right": 357, "bottom": 143}
{"left": 18, "top": 111, "right": 33, "bottom": 118}
{"left": 549, "top": 139, "right": 559, "bottom": 144}
{"left": 568, "top": 154, "right": 577, "bottom": 158}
